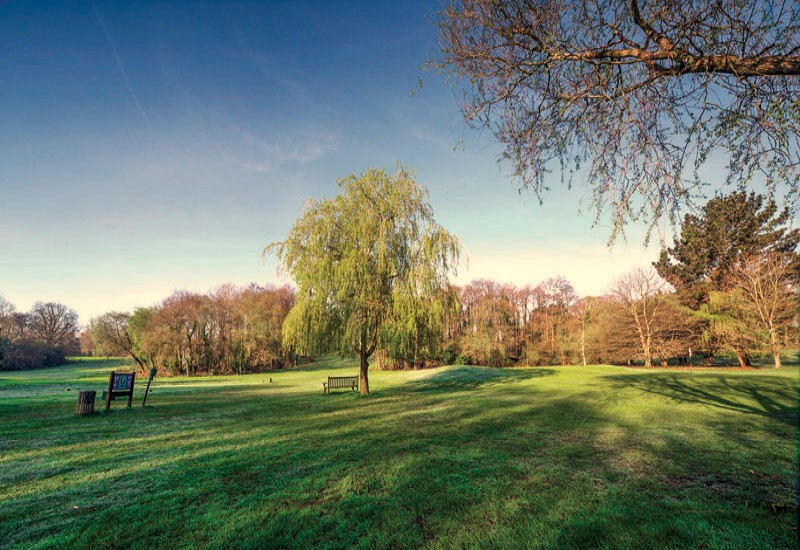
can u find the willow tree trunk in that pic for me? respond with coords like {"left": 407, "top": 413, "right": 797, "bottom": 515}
{"left": 359, "top": 352, "right": 370, "bottom": 395}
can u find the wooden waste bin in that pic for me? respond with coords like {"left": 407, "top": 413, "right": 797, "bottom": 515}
{"left": 76, "top": 390, "right": 96, "bottom": 415}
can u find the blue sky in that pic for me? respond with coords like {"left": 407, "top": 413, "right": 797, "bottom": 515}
{"left": 1, "top": 0, "right": 661, "bottom": 323}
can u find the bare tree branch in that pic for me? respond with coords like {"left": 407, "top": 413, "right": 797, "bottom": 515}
{"left": 437, "top": 0, "right": 800, "bottom": 239}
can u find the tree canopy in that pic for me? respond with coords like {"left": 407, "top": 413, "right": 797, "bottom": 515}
{"left": 266, "top": 167, "right": 460, "bottom": 394}
{"left": 27, "top": 302, "right": 79, "bottom": 348}
{"left": 654, "top": 191, "right": 799, "bottom": 308}
{"left": 0, "top": 299, "right": 79, "bottom": 370}
{"left": 437, "top": 0, "right": 800, "bottom": 236}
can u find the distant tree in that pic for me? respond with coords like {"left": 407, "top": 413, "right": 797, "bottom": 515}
{"left": 79, "top": 328, "right": 94, "bottom": 356}
{"left": 705, "top": 290, "right": 761, "bottom": 367}
{"left": 572, "top": 297, "right": 596, "bottom": 366}
{"left": 727, "top": 252, "right": 798, "bottom": 368}
{"left": 4, "top": 312, "right": 29, "bottom": 342}
{"left": 584, "top": 295, "right": 642, "bottom": 364}
{"left": 447, "top": 276, "right": 580, "bottom": 367}
{"left": 0, "top": 296, "right": 12, "bottom": 368}
{"left": 91, "top": 311, "right": 155, "bottom": 371}
{"left": 458, "top": 279, "right": 518, "bottom": 366}
{"left": 534, "top": 277, "right": 578, "bottom": 365}
{"left": 437, "top": 0, "right": 800, "bottom": 235}
{"left": 146, "top": 291, "right": 208, "bottom": 377}
{"left": 113, "top": 285, "right": 295, "bottom": 377}
{"left": 379, "top": 286, "right": 459, "bottom": 370}
{"left": 266, "top": 167, "right": 460, "bottom": 394}
{"left": 655, "top": 192, "right": 800, "bottom": 308}
{"left": 0, "top": 294, "right": 13, "bottom": 337}
{"left": 0, "top": 299, "right": 74, "bottom": 370}
{"left": 648, "top": 296, "right": 706, "bottom": 366}
{"left": 609, "top": 268, "right": 668, "bottom": 368}
{"left": 0, "top": 295, "right": 14, "bottom": 320}
{"left": 27, "top": 302, "right": 78, "bottom": 348}
{"left": 127, "top": 307, "right": 155, "bottom": 370}
{"left": 219, "top": 284, "right": 296, "bottom": 373}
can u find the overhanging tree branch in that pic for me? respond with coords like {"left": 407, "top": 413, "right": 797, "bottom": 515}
{"left": 437, "top": 0, "right": 800, "bottom": 240}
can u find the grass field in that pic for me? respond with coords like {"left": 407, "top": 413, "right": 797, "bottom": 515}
{"left": 1, "top": 358, "right": 796, "bottom": 549}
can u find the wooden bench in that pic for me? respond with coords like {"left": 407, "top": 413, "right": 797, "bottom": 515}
{"left": 323, "top": 376, "right": 359, "bottom": 394}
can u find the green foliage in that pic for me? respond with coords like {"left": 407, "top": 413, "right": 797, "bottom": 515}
{"left": 704, "top": 290, "right": 764, "bottom": 366}
{"left": 0, "top": 358, "right": 795, "bottom": 547}
{"left": 654, "top": 192, "right": 799, "bottom": 363}
{"left": 128, "top": 306, "right": 155, "bottom": 370}
{"left": 459, "top": 330, "right": 509, "bottom": 367}
{"left": 441, "top": 345, "right": 458, "bottom": 365}
{"left": 267, "top": 167, "right": 460, "bottom": 392}
{"left": 380, "top": 286, "right": 459, "bottom": 369}
{"left": 655, "top": 191, "right": 800, "bottom": 308}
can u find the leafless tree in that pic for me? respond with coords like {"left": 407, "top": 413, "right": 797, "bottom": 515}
{"left": 728, "top": 252, "right": 798, "bottom": 368}
{"left": 610, "top": 267, "right": 669, "bottom": 367}
{"left": 0, "top": 295, "right": 14, "bottom": 318}
{"left": 0, "top": 295, "right": 14, "bottom": 339}
{"left": 27, "top": 302, "right": 79, "bottom": 348}
{"left": 79, "top": 328, "right": 94, "bottom": 356}
{"left": 572, "top": 297, "right": 596, "bottom": 366}
{"left": 438, "top": 0, "right": 800, "bottom": 237}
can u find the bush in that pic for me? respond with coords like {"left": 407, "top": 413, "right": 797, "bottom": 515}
{"left": 441, "top": 346, "right": 458, "bottom": 365}
{"left": 0, "top": 340, "right": 66, "bottom": 371}
{"left": 488, "top": 349, "right": 508, "bottom": 368}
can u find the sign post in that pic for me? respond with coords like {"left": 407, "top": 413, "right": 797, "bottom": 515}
{"left": 105, "top": 371, "right": 135, "bottom": 410}
{"left": 142, "top": 367, "right": 157, "bottom": 407}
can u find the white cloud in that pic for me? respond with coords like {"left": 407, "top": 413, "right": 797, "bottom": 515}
{"left": 220, "top": 153, "right": 273, "bottom": 174}
{"left": 409, "top": 125, "right": 452, "bottom": 150}
{"left": 224, "top": 124, "right": 338, "bottom": 173}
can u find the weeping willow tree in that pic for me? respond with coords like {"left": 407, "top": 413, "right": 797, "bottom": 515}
{"left": 379, "top": 286, "right": 460, "bottom": 370}
{"left": 266, "top": 167, "right": 460, "bottom": 394}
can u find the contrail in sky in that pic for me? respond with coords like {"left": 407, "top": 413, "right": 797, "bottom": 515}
{"left": 92, "top": 2, "right": 147, "bottom": 119}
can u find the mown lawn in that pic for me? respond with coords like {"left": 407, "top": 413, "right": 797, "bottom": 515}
{"left": 0, "top": 357, "right": 796, "bottom": 548}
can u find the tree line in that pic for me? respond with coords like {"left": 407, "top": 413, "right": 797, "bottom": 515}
{"left": 85, "top": 284, "right": 296, "bottom": 376}
{"left": 370, "top": 192, "right": 797, "bottom": 371}
{"left": 0, "top": 285, "right": 296, "bottom": 374}
{"left": 0, "top": 299, "right": 80, "bottom": 370}
{"left": 266, "top": 169, "right": 797, "bottom": 396}
{"left": 2, "top": 187, "right": 796, "bottom": 377}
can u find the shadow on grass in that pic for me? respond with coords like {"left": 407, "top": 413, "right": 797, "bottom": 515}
{"left": 407, "top": 365, "right": 555, "bottom": 394}
{"left": 279, "top": 356, "right": 363, "bottom": 374}
{"left": 1, "top": 367, "right": 795, "bottom": 549}
{"left": 605, "top": 373, "right": 798, "bottom": 427}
